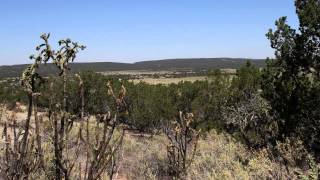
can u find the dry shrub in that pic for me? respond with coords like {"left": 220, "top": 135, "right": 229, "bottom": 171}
{"left": 119, "top": 130, "right": 314, "bottom": 180}
{"left": 187, "top": 130, "right": 300, "bottom": 180}
{"left": 122, "top": 133, "right": 167, "bottom": 180}
{"left": 223, "top": 93, "right": 278, "bottom": 148}
{"left": 247, "top": 149, "right": 291, "bottom": 179}
{"left": 274, "top": 137, "right": 319, "bottom": 179}
{"left": 188, "top": 131, "right": 249, "bottom": 179}
{"left": 276, "top": 137, "right": 311, "bottom": 167}
{"left": 0, "top": 102, "right": 42, "bottom": 179}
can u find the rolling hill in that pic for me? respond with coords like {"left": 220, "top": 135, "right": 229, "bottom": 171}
{"left": 0, "top": 58, "right": 266, "bottom": 78}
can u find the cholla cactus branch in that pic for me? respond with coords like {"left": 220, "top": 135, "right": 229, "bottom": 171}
{"left": 84, "top": 81, "right": 126, "bottom": 180}
{"left": 165, "top": 111, "right": 200, "bottom": 179}
{"left": 45, "top": 35, "right": 85, "bottom": 180}
{"left": 54, "top": 39, "right": 85, "bottom": 75}
{"left": 17, "top": 33, "right": 49, "bottom": 178}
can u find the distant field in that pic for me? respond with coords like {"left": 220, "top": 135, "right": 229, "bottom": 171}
{"left": 99, "top": 69, "right": 236, "bottom": 76}
{"left": 0, "top": 58, "right": 264, "bottom": 78}
{"left": 131, "top": 76, "right": 208, "bottom": 85}
{"left": 0, "top": 69, "right": 234, "bottom": 85}
{"left": 99, "top": 70, "right": 174, "bottom": 75}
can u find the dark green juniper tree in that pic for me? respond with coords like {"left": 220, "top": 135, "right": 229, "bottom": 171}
{"left": 232, "top": 61, "right": 261, "bottom": 98}
{"left": 262, "top": 0, "right": 320, "bottom": 154}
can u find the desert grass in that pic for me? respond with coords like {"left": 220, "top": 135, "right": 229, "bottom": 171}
{"left": 119, "top": 130, "right": 311, "bottom": 180}
{"left": 0, "top": 106, "right": 317, "bottom": 179}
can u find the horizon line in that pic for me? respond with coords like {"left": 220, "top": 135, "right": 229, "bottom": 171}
{"left": 0, "top": 57, "right": 269, "bottom": 66}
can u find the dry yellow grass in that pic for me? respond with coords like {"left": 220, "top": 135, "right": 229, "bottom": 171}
{"left": 0, "top": 105, "right": 317, "bottom": 180}
{"left": 131, "top": 76, "right": 207, "bottom": 85}
{"left": 118, "top": 130, "right": 308, "bottom": 180}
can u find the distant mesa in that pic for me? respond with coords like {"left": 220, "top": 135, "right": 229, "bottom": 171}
{"left": 0, "top": 58, "right": 265, "bottom": 78}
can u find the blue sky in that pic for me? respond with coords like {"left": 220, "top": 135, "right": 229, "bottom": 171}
{"left": 0, "top": 0, "right": 298, "bottom": 65}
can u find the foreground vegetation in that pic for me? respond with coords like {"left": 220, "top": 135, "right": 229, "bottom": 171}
{"left": 0, "top": 0, "right": 320, "bottom": 179}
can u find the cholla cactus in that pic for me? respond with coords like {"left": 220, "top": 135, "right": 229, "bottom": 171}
{"left": 81, "top": 80, "right": 126, "bottom": 180}
{"left": 21, "top": 33, "right": 54, "bottom": 94}
{"left": 165, "top": 111, "right": 200, "bottom": 179}
{"left": 21, "top": 33, "right": 85, "bottom": 180}
{"left": 2, "top": 33, "right": 88, "bottom": 179}
{"left": 8, "top": 33, "right": 52, "bottom": 179}
{"left": 75, "top": 74, "right": 84, "bottom": 118}
{"left": 107, "top": 80, "right": 128, "bottom": 116}
{"left": 50, "top": 36, "right": 85, "bottom": 180}
{"left": 21, "top": 65, "right": 35, "bottom": 94}
{"left": 54, "top": 38, "right": 85, "bottom": 76}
